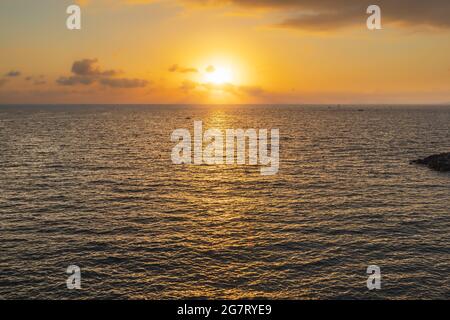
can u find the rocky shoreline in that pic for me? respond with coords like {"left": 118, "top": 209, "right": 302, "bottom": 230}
{"left": 410, "top": 152, "right": 450, "bottom": 172}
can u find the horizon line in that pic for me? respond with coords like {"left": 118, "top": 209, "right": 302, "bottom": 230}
{"left": 1, "top": 103, "right": 450, "bottom": 107}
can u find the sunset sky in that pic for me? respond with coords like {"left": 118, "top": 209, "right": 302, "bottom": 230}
{"left": 1, "top": 0, "right": 450, "bottom": 104}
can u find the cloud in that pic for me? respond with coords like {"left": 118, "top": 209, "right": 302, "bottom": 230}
{"left": 5, "top": 70, "right": 21, "bottom": 77}
{"left": 169, "top": 64, "right": 198, "bottom": 73}
{"left": 185, "top": 0, "right": 450, "bottom": 31}
{"left": 278, "top": 10, "right": 362, "bottom": 31}
{"left": 219, "top": 83, "right": 266, "bottom": 97}
{"left": 205, "top": 65, "right": 215, "bottom": 73}
{"left": 208, "top": 83, "right": 266, "bottom": 97}
{"left": 179, "top": 79, "right": 266, "bottom": 97}
{"left": 239, "top": 85, "right": 265, "bottom": 96}
{"left": 80, "top": 0, "right": 159, "bottom": 6}
{"left": 180, "top": 79, "right": 198, "bottom": 91}
{"left": 100, "top": 78, "right": 149, "bottom": 88}
{"left": 25, "top": 75, "right": 46, "bottom": 85}
{"left": 57, "top": 76, "right": 96, "bottom": 86}
{"left": 89, "top": 1, "right": 450, "bottom": 31}
{"left": 57, "top": 58, "right": 148, "bottom": 89}
{"left": 202, "top": 82, "right": 236, "bottom": 93}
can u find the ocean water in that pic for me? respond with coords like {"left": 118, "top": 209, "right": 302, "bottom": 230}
{"left": 0, "top": 104, "right": 449, "bottom": 300}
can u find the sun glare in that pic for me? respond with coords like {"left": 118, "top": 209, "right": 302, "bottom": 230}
{"left": 204, "top": 66, "right": 233, "bottom": 84}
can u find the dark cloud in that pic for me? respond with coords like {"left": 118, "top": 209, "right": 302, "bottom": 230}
{"left": 71, "top": 59, "right": 98, "bottom": 75}
{"left": 99, "top": 78, "right": 149, "bottom": 88}
{"left": 169, "top": 64, "right": 198, "bottom": 73}
{"left": 188, "top": 0, "right": 450, "bottom": 31}
{"left": 5, "top": 70, "right": 21, "bottom": 77}
{"left": 71, "top": 59, "right": 120, "bottom": 77}
{"left": 57, "top": 58, "right": 148, "bottom": 89}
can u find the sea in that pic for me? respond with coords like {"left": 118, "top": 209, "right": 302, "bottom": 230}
{"left": 0, "top": 104, "right": 449, "bottom": 299}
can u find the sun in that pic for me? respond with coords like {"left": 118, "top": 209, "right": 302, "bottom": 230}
{"left": 204, "top": 66, "right": 233, "bottom": 84}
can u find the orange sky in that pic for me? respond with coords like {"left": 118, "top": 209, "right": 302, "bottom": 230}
{"left": 1, "top": 0, "right": 450, "bottom": 104}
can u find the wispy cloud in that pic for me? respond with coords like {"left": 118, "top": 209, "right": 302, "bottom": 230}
{"left": 25, "top": 75, "right": 46, "bottom": 85}
{"left": 205, "top": 65, "right": 215, "bottom": 73}
{"left": 100, "top": 78, "right": 149, "bottom": 88}
{"left": 169, "top": 64, "right": 198, "bottom": 73}
{"left": 57, "top": 75, "right": 96, "bottom": 86}
{"left": 5, "top": 70, "right": 21, "bottom": 77}
{"left": 179, "top": 79, "right": 266, "bottom": 97}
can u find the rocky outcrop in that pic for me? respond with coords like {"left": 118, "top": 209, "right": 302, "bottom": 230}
{"left": 411, "top": 153, "right": 450, "bottom": 172}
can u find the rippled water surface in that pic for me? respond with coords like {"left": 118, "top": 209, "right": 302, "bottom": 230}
{"left": 0, "top": 105, "right": 449, "bottom": 299}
